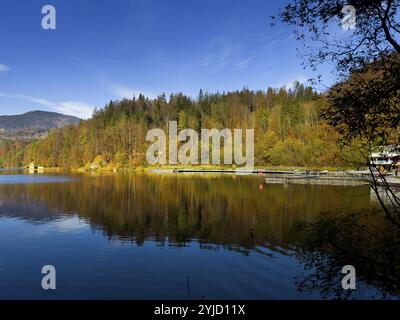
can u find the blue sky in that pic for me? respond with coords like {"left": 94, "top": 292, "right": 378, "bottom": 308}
{"left": 0, "top": 0, "right": 335, "bottom": 118}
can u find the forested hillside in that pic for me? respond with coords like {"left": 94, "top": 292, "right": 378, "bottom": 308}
{"left": 0, "top": 83, "right": 365, "bottom": 169}
{"left": 0, "top": 111, "right": 80, "bottom": 140}
{"left": 0, "top": 111, "right": 80, "bottom": 132}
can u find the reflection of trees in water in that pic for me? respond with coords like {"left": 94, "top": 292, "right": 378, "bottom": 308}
{"left": 295, "top": 211, "right": 400, "bottom": 299}
{"left": 1, "top": 174, "right": 398, "bottom": 297}
{"left": 0, "top": 174, "right": 371, "bottom": 250}
{"left": 296, "top": 173, "right": 400, "bottom": 299}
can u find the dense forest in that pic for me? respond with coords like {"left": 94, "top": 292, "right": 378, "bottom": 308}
{"left": 0, "top": 82, "right": 367, "bottom": 170}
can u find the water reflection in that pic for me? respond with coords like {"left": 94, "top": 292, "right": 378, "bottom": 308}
{"left": 294, "top": 211, "right": 400, "bottom": 299}
{"left": 0, "top": 173, "right": 396, "bottom": 299}
{"left": 0, "top": 174, "right": 373, "bottom": 249}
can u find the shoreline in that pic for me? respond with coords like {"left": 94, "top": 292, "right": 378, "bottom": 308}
{"left": 1, "top": 166, "right": 399, "bottom": 187}
{"left": 2, "top": 165, "right": 359, "bottom": 175}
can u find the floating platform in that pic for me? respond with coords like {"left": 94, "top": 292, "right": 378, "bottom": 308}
{"left": 172, "top": 169, "right": 295, "bottom": 174}
{"left": 265, "top": 175, "right": 370, "bottom": 186}
{"left": 149, "top": 168, "right": 400, "bottom": 187}
{"left": 265, "top": 175, "right": 400, "bottom": 187}
{"left": 171, "top": 169, "right": 329, "bottom": 175}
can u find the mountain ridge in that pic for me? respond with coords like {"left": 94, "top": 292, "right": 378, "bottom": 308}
{"left": 0, "top": 110, "right": 81, "bottom": 139}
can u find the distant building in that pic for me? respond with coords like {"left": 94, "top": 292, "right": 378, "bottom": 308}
{"left": 28, "top": 162, "right": 44, "bottom": 173}
{"left": 28, "top": 162, "right": 36, "bottom": 171}
{"left": 371, "top": 145, "right": 400, "bottom": 170}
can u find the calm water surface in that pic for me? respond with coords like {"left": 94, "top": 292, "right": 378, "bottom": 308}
{"left": 0, "top": 173, "right": 397, "bottom": 299}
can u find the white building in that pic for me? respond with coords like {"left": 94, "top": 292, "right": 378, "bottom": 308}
{"left": 371, "top": 145, "right": 400, "bottom": 169}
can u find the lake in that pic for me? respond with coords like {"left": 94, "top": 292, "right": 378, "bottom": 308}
{"left": 0, "top": 173, "right": 398, "bottom": 299}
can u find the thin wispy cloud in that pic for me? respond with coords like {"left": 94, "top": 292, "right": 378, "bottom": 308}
{"left": 98, "top": 76, "right": 157, "bottom": 100}
{"left": 201, "top": 54, "right": 214, "bottom": 67}
{"left": 201, "top": 36, "right": 249, "bottom": 70}
{"left": 111, "top": 84, "right": 156, "bottom": 100}
{"left": 55, "top": 102, "right": 94, "bottom": 119}
{"left": 271, "top": 76, "right": 309, "bottom": 90}
{"left": 287, "top": 77, "right": 308, "bottom": 90}
{"left": 235, "top": 58, "right": 250, "bottom": 69}
{"left": 17, "top": 95, "right": 54, "bottom": 107}
{"left": 218, "top": 45, "right": 235, "bottom": 69}
{"left": 0, "top": 91, "right": 93, "bottom": 119}
{"left": 0, "top": 63, "right": 10, "bottom": 73}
